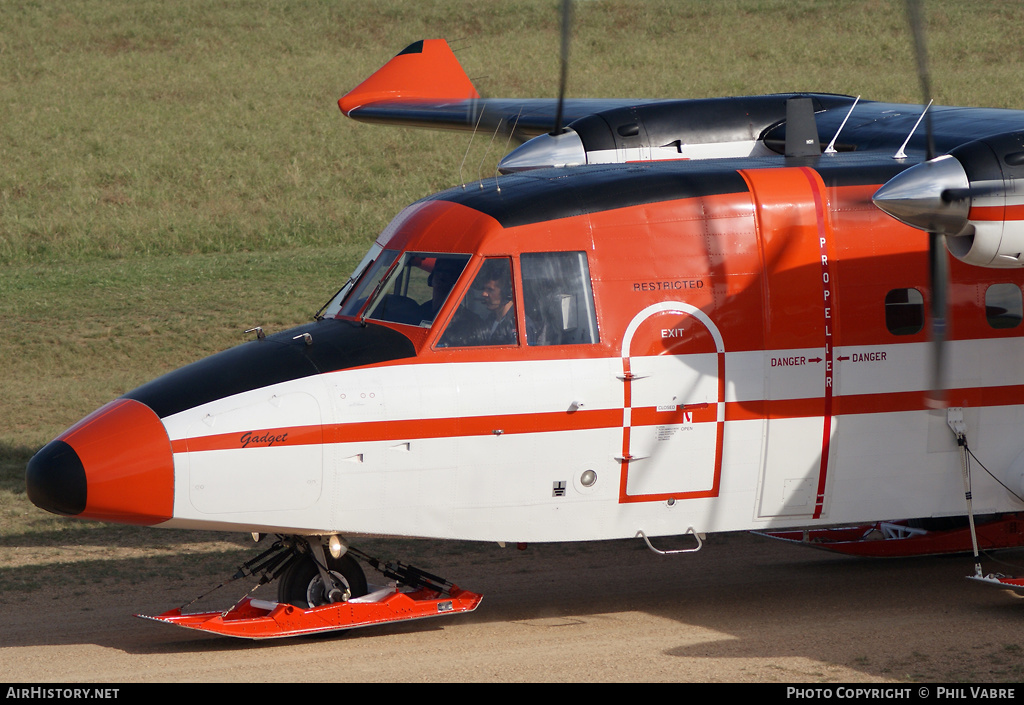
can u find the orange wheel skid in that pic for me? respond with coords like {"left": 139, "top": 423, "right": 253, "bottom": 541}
{"left": 139, "top": 586, "right": 483, "bottom": 639}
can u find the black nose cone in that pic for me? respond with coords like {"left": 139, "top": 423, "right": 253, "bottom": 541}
{"left": 26, "top": 440, "right": 87, "bottom": 516}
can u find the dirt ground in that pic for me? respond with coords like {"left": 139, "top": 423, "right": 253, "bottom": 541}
{"left": 2, "top": 530, "right": 1024, "bottom": 683}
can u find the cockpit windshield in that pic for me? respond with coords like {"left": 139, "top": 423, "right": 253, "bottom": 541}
{"left": 329, "top": 251, "right": 471, "bottom": 327}
{"left": 334, "top": 249, "right": 401, "bottom": 319}
{"left": 361, "top": 253, "right": 471, "bottom": 327}
{"left": 317, "top": 243, "right": 390, "bottom": 320}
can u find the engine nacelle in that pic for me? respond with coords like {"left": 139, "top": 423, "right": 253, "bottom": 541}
{"left": 874, "top": 131, "right": 1024, "bottom": 268}
{"left": 947, "top": 132, "right": 1024, "bottom": 267}
{"left": 498, "top": 94, "right": 854, "bottom": 173}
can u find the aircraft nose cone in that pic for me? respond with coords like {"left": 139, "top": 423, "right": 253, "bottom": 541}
{"left": 25, "top": 399, "right": 174, "bottom": 525}
{"left": 26, "top": 440, "right": 87, "bottom": 516}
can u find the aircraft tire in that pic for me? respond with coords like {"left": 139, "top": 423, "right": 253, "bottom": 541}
{"left": 278, "top": 552, "right": 368, "bottom": 608}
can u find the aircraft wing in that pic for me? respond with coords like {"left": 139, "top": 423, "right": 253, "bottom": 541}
{"left": 339, "top": 39, "right": 654, "bottom": 140}
{"left": 340, "top": 39, "right": 1024, "bottom": 180}
{"left": 344, "top": 96, "right": 659, "bottom": 140}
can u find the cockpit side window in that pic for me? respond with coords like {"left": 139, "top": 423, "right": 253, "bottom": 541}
{"left": 437, "top": 257, "right": 525, "bottom": 347}
{"left": 521, "top": 251, "right": 600, "bottom": 345}
{"left": 363, "top": 253, "right": 471, "bottom": 327}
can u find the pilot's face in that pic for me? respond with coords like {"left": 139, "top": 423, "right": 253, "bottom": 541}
{"left": 431, "top": 271, "right": 457, "bottom": 310}
{"left": 481, "top": 280, "right": 503, "bottom": 311}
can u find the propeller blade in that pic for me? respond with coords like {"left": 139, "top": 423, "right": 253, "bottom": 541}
{"left": 928, "top": 230, "right": 948, "bottom": 405}
{"left": 906, "top": 0, "right": 947, "bottom": 402}
{"left": 941, "top": 182, "right": 1004, "bottom": 203}
{"left": 551, "top": 0, "right": 573, "bottom": 136}
{"left": 906, "top": 0, "right": 935, "bottom": 162}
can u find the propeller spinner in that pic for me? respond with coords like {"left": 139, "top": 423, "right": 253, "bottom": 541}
{"left": 872, "top": 155, "right": 971, "bottom": 236}
{"left": 875, "top": 132, "right": 1024, "bottom": 269}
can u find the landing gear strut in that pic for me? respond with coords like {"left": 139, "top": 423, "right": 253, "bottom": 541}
{"left": 277, "top": 544, "right": 368, "bottom": 608}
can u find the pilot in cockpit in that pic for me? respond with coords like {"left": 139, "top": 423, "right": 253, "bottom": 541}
{"left": 426, "top": 257, "right": 465, "bottom": 317}
{"left": 437, "top": 258, "right": 535, "bottom": 347}
{"left": 477, "top": 261, "right": 519, "bottom": 345}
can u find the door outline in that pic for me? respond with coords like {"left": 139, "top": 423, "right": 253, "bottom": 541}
{"left": 618, "top": 301, "right": 726, "bottom": 504}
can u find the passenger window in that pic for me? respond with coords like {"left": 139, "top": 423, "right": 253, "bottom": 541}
{"left": 521, "top": 252, "right": 600, "bottom": 345}
{"left": 885, "top": 288, "right": 924, "bottom": 335}
{"left": 437, "top": 258, "right": 522, "bottom": 347}
{"left": 985, "top": 283, "right": 1023, "bottom": 329}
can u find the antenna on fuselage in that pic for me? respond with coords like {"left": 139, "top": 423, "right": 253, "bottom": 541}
{"left": 784, "top": 97, "right": 821, "bottom": 157}
{"left": 893, "top": 99, "right": 933, "bottom": 160}
{"left": 477, "top": 118, "right": 504, "bottom": 188}
{"left": 459, "top": 103, "right": 486, "bottom": 189}
{"left": 824, "top": 95, "right": 860, "bottom": 154}
{"left": 495, "top": 109, "right": 523, "bottom": 193}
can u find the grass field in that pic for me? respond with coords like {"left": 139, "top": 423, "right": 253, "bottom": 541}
{"left": 3, "top": 0, "right": 1024, "bottom": 539}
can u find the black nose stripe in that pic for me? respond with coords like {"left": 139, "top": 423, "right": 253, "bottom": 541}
{"left": 26, "top": 440, "right": 87, "bottom": 516}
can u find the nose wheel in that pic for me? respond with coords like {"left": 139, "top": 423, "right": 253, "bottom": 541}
{"left": 277, "top": 551, "right": 368, "bottom": 608}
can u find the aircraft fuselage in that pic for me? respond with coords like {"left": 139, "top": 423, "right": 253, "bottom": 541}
{"left": 26, "top": 153, "right": 1024, "bottom": 543}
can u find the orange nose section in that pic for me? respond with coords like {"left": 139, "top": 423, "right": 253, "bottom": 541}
{"left": 27, "top": 399, "right": 174, "bottom": 525}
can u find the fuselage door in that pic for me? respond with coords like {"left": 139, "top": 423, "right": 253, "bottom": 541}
{"left": 618, "top": 303, "right": 725, "bottom": 503}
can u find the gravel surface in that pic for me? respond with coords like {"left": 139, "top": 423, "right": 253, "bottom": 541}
{"left": 2, "top": 531, "right": 1023, "bottom": 682}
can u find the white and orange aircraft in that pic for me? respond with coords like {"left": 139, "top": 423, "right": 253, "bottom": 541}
{"left": 25, "top": 35, "right": 1024, "bottom": 639}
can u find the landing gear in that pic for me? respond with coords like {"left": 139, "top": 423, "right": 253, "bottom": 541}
{"left": 278, "top": 551, "right": 368, "bottom": 608}
{"left": 138, "top": 535, "right": 483, "bottom": 639}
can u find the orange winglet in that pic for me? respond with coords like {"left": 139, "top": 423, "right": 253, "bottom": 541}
{"left": 339, "top": 39, "right": 479, "bottom": 115}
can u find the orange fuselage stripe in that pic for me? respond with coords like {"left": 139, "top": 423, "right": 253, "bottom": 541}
{"left": 969, "top": 204, "right": 1024, "bottom": 221}
{"left": 169, "top": 382, "right": 1024, "bottom": 455}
